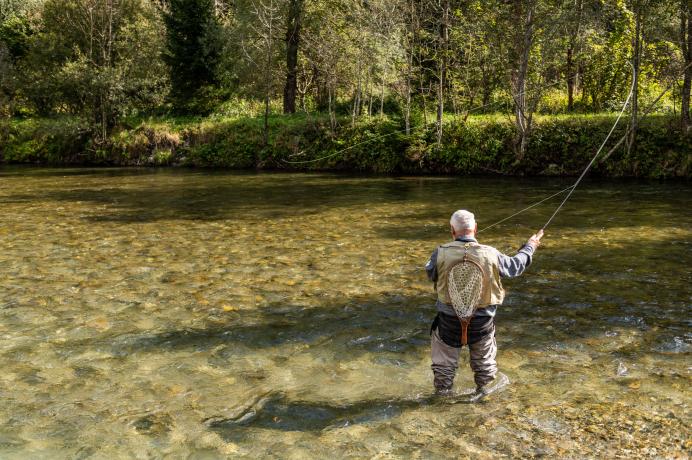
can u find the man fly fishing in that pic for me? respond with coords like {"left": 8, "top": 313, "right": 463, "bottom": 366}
{"left": 425, "top": 210, "right": 543, "bottom": 396}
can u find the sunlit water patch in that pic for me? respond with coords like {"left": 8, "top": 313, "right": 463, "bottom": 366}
{"left": 0, "top": 167, "right": 689, "bottom": 458}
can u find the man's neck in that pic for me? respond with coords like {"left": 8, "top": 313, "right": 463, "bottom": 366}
{"left": 454, "top": 233, "right": 477, "bottom": 241}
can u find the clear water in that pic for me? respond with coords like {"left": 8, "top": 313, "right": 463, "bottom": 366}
{"left": 0, "top": 167, "right": 689, "bottom": 458}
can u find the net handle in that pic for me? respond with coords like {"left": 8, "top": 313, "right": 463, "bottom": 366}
{"left": 461, "top": 318, "right": 471, "bottom": 345}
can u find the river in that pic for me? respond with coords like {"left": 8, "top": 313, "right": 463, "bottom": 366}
{"left": 0, "top": 167, "right": 689, "bottom": 458}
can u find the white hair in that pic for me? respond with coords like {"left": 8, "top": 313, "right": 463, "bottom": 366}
{"left": 450, "top": 210, "right": 476, "bottom": 232}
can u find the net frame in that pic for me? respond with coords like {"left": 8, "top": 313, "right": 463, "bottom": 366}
{"left": 446, "top": 247, "right": 485, "bottom": 345}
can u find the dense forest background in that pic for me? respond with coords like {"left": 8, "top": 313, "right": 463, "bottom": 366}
{"left": 0, "top": 0, "right": 690, "bottom": 176}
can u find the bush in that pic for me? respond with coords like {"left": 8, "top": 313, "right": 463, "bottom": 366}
{"left": 1, "top": 113, "right": 689, "bottom": 178}
{"left": 0, "top": 117, "right": 88, "bottom": 163}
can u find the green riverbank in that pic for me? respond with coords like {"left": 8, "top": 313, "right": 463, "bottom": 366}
{"left": 1, "top": 114, "right": 690, "bottom": 178}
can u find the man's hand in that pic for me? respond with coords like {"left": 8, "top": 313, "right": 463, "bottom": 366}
{"left": 527, "top": 229, "right": 544, "bottom": 250}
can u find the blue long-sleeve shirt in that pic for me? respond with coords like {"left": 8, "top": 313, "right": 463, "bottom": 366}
{"left": 425, "top": 236, "right": 534, "bottom": 317}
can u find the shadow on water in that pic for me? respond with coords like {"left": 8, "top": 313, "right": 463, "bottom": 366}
{"left": 2, "top": 176, "right": 426, "bottom": 222}
{"left": 205, "top": 392, "right": 448, "bottom": 440}
{"left": 2, "top": 169, "right": 687, "bottom": 227}
{"left": 100, "top": 295, "right": 433, "bottom": 361}
{"left": 0, "top": 166, "right": 172, "bottom": 178}
{"left": 83, "top": 286, "right": 689, "bottom": 366}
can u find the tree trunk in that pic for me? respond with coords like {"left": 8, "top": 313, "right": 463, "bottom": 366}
{"left": 511, "top": 1, "right": 535, "bottom": 161}
{"left": 380, "top": 78, "right": 385, "bottom": 116}
{"left": 403, "top": 0, "right": 418, "bottom": 135}
{"left": 405, "top": 25, "right": 413, "bottom": 133}
{"left": 328, "top": 85, "right": 336, "bottom": 133}
{"left": 352, "top": 52, "right": 363, "bottom": 126}
{"left": 283, "top": 0, "right": 302, "bottom": 114}
{"left": 436, "top": 0, "right": 449, "bottom": 144}
{"left": 314, "top": 65, "right": 329, "bottom": 111}
{"left": 681, "top": 0, "right": 691, "bottom": 130}
{"left": 627, "top": 7, "right": 642, "bottom": 155}
{"left": 566, "top": 0, "right": 583, "bottom": 112}
{"left": 481, "top": 55, "right": 492, "bottom": 106}
{"left": 365, "top": 67, "right": 372, "bottom": 116}
{"left": 264, "top": 0, "right": 275, "bottom": 145}
{"left": 567, "top": 46, "right": 574, "bottom": 111}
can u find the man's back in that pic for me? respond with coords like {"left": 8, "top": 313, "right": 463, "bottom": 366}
{"left": 426, "top": 209, "right": 543, "bottom": 395}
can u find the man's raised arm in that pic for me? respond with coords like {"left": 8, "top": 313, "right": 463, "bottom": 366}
{"left": 497, "top": 229, "right": 544, "bottom": 278}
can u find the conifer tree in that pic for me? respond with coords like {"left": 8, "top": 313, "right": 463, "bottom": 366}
{"left": 163, "top": 0, "right": 221, "bottom": 111}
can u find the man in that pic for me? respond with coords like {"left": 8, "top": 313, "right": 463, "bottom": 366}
{"left": 425, "top": 209, "right": 543, "bottom": 395}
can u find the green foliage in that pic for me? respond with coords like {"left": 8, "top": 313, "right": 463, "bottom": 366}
{"left": 0, "top": 0, "right": 689, "bottom": 171}
{"left": 7, "top": 113, "right": 687, "bottom": 178}
{"left": 164, "top": 0, "right": 222, "bottom": 113}
{"left": 16, "top": 0, "right": 167, "bottom": 134}
{"left": 0, "top": 117, "right": 87, "bottom": 163}
{"left": 0, "top": 14, "right": 31, "bottom": 59}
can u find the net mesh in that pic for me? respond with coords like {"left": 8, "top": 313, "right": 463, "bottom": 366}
{"left": 447, "top": 260, "right": 484, "bottom": 320}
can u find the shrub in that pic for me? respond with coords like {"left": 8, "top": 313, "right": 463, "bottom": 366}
{"left": 1, "top": 113, "right": 689, "bottom": 178}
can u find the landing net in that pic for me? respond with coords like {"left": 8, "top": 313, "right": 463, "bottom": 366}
{"left": 447, "top": 260, "right": 484, "bottom": 320}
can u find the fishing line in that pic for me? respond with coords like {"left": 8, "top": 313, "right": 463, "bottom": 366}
{"left": 540, "top": 62, "right": 635, "bottom": 230}
{"left": 281, "top": 73, "right": 577, "bottom": 165}
{"left": 282, "top": 60, "right": 632, "bottom": 166}
{"left": 476, "top": 184, "right": 575, "bottom": 234}
{"left": 478, "top": 62, "right": 637, "bottom": 234}
{"left": 284, "top": 59, "right": 664, "bottom": 235}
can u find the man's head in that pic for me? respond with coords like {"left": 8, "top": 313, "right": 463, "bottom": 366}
{"left": 450, "top": 209, "right": 477, "bottom": 238}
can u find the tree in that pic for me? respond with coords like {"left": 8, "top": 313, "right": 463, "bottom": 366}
{"left": 506, "top": 0, "right": 538, "bottom": 160}
{"left": 301, "top": 0, "right": 348, "bottom": 130}
{"left": 565, "top": 0, "right": 584, "bottom": 111}
{"left": 624, "top": 0, "right": 680, "bottom": 152}
{"left": 283, "top": 0, "right": 302, "bottom": 113}
{"left": 401, "top": 0, "right": 419, "bottom": 134}
{"left": 627, "top": 0, "right": 645, "bottom": 155}
{"left": 681, "top": 0, "right": 691, "bottom": 129}
{"left": 17, "top": 0, "right": 166, "bottom": 136}
{"left": 577, "top": 1, "right": 631, "bottom": 111}
{"left": 0, "top": 0, "right": 40, "bottom": 116}
{"left": 435, "top": 0, "right": 450, "bottom": 143}
{"left": 164, "top": 0, "right": 222, "bottom": 112}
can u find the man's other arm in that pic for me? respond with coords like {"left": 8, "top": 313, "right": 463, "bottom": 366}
{"left": 425, "top": 248, "right": 439, "bottom": 282}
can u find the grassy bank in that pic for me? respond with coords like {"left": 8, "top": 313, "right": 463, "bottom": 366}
{"left": 1, "top": 113, "right": 689, "bottom": 178}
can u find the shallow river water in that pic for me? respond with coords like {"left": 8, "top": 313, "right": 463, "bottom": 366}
{"left": 0, "top": 167, "right": 689, "bottom": 459}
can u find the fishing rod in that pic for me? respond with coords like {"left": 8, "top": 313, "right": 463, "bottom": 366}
{"left": 477, "top": 63, "right": 634, "bottom": 233}
{"left": 479, "top": 59, "right": 692, "bottom": 234}
{"left": 539, "top": 62, "right": 635, "bottom": 231}
{"left": 478, "top": 61, "right": 633, "bottom": 233}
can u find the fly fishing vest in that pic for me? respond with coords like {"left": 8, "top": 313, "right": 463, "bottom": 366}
{"left": 435, "top": 241, "right": 505, "bottom": 309}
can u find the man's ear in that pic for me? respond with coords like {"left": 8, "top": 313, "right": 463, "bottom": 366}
{"left": 474, "top": 223, "right": 478, "bottom": 235}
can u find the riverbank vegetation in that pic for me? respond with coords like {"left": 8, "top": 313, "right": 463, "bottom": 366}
{"left": 4, "top": 112, "right": 688, "bottom": 177}
{"left": 0, "top": 0, "right": 690, "bottom": 177}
